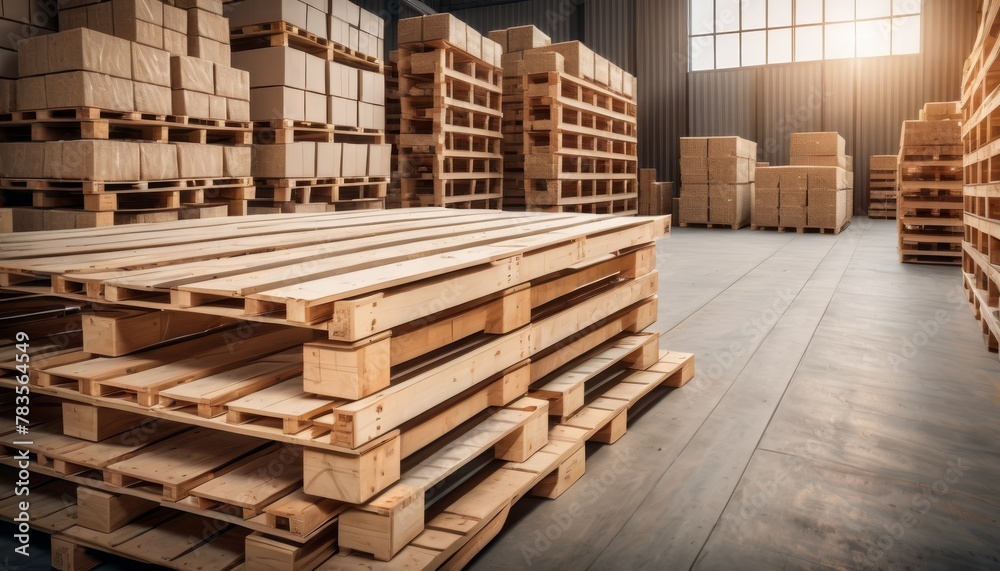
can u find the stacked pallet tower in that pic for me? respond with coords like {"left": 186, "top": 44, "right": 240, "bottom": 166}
{"left": 678, "top": 136, "right": 756, "bottom": 229}
{"left": 897, "top": 102, "right": 964, "bottom": 265}
{"left": 0, "top": 208, "right": 693, "bottom": 569}
{"left": 868, "top": 155, "right": 899, "bottom": 219}
{"left": 751, "top": 132, "right": 852, "bottom": 234}
{"left": 515, "top": 40, "right": 639, "bottom": 215}
{"left": 487, "top": 25, "right": 551, "bottom": 211}
{"left": 395, "top": 14, "right": 504, "bottom": 209}
{"left": 227, "top": 0, "right": 391, "bottom": 214}
{"left": 961, "top": 3, "right": 1000, "bottom": 356}
{"left": 0, "top": 0, "right": 255, "bottom": 233}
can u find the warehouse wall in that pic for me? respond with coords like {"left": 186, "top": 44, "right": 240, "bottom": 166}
{"left": 374, "top": 0, "right": 975, "bottom": 213}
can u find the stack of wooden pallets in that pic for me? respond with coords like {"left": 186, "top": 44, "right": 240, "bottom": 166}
{"left": 868, "top": 155, "right": 899, "bottom": 219}
{"left": 679, "top": 136, "right": 756, "bottom": 229}
{"left": 0, "top": 208, "right": 694, "bottom": 569}
{"left": 518, "top": 42, "right": 639, "bottom": 215}
{"left": 385, "top": 51, "right": 403, "bottom": 209}
{"left": 0, "top": 2, "right": 255, "bottom": 232}
{"left": 396, "top": 14, "right": 504, "bottom": 209}
{"left": 489, "top": 25, "right": 552, "bottom": 211}
{"left": 898, "top": 102, "right": 964, "bottom": 265}
{"left": 960, "top": 5, "right": 1000, "bottom": 357}
{"left": 228, "top": 0, "right": 391, "bottom": 214}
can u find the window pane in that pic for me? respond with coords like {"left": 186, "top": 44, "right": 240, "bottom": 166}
{"left": 716, "top": 0, "right": 741, "bottom": 33}
{"left": 691, "top": 36, "right": 715, "bottom": 70}
{"left": 826, "top": 2, "right": 854, "bottom": 22}
{"left": 743, "top": 0, "right": 767, "bottom": 30}
{"left": 769, "top": 28, "right": 793, "bottom": 63}
{"left": 795, "top": 25, "right": 824, "bottom": 61}
{"left": 742, "top": 30, "right": 767, "bottom": 66}
{"left": 892, "top": 15, "right": 921, "bottom": 54}
{"left": 825, "top": 22, "right": 855, "bottom": 59}
{"left": 770, "top": 0, "right": 792, "bottom": 27}
{"left": 691, "top": 0, "right": 714, "bottom": 35}
{"left": 893, "top": 0, "right": 921, "bottom": 16}
{"left": 796, "top": 0, "right": 823, "bottom": 24}
{"left": 856, "top": 19, "right": 892, "bottom": 57}
{"left": 857, "top": 0, "right": 891, "bottom": 19}
{"left": 716, "top": 33, "right": 741, "bottom": 68}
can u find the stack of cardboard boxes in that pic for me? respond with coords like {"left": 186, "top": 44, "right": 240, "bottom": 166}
{"left": 752, "top": 132, "right": 852, "bottom": 233}
{"left": 396, "top": 13, "right": 504, "bottom": 209}
{"left": 868, "top": 155, "right": 898, "bottom": 219}
{"left": 514, "top": 38, "right": 639, "bottom": 215}
{"left": 0, "top": 0, "right": 58, "bottom": 113}
{"left": 898, "top": 103, "right": 964, "bottom": 264}
{"left": 0, "top": 0, "right": 254, "bottom": 232}
{"left": 489, "top": 24, "right": 551, "bottom": 210}
{"left": 679, "top": 136, "right": 756, "bottom": 228}
{"left": 228, "top": 0, "right": 391, "bottom": 213}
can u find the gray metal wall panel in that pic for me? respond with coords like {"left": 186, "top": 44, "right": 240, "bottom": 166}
{"left": 584, "top": 0, "right": 635, "bottom": 72}
{"left": 755, "top": 62, "right": 825, "bottom": 166}
{"left": 689, "top": 69, "right": 756, "bottom": 143}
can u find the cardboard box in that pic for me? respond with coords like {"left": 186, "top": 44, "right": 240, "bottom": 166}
{"left": 3, "top": 0, "right": 30, "bottom": 24}
{"left": 215, "top": 64, "right": 250, "bottom": 100}
{"left": 780, "top": 189, "right": 807, "bottom": 208}
{"left": 348, "top": 26, "right": 359, "bottom": 51}
{"left": 523, "top": 50, "right": 563, "bottom": 75}
{"left": 536, "top": 42, "right": 594, "bottom": 80}
{"left": 682, "top": 183, "right": 709, "bottom": 197}
{"left": 779, "top": 206, "right": 807, "bottom": 228}
{"left": 306, "top": 5, "right": 327, "bottom": 40}
{"left": 132, "top": 43, "right": 171, "bottom": 87}
{"left": 189, "top": 37, "right": 229, "bottom": 66}
{"left": 422, "top": 14, "right": 467, "bottom": 50}
{"left": 680, "top": 156, "right": 709, "bottom": 183}
{"left": 756, "top": 167, "right": 780, "bottom": 190}
{"left": 329, "top": 16, "right": 350, "bottom": 46}
{"left": 807, "top": 166, "right": 848, "bottom": 190}
{"left": 807, "top": 189, "right": 847, "bottom": 229}
{"left": 175, "top": 0, "right": 223, "bottom": 15}
{"left": 778, "top": 168, "right": 808, "bottom": 191}
{"left": 305, "top": 90, "right": 327, "bottom": 123}
{"left": 679, "top": 195, "right": 709, "bottom": 224}
{"left": 466, "top": 27, "right": 482, "bottom": 60}
{"left": 49, "top": 140, "right": 141, "bottom": 181}
{"left": 223, "top": 145, "right": 251, "bottom": 177}
{"left": 46, "top": 28, "right": 132, "bottom": 79}
{"left": 707, "top": 136, "right": 756, "bottom": 159}
{"left": 367, "top": 144, "right": 391, "bottom": 177}
{"left": 188, "top": 8, "right": 230, "bottom": 44}
{"left": 680, "top": 137, "right": 708, "bottom": 157}
{"left": 397, "top": 16, "right": 422, "bottom": 45}
{"left": 250, "top": 86, "right": 305, "bottom": 121}
{"left": 593, "top": 55, "right": 609, "bottom": 86}
{"left": 252, "top": 142, "right": 316, "bottom": 178}
{"left": 163, "top": 4, "right": 187, "bottom": 32}
{"left": 170, "top": 55, "right": 214, "bottom": 93}
{"left": 134, "top": 82, "right": 172, "bottom": 115}
{"left": 304, "top": 52, "right": 325, "bottom": 94}
{"left": 359, "top": 69, "right": 384, "bottom": 104}
{"left": 208, "top": 93, "right": 227, "bottom": 120}
{"left": 87, "top": 2, "right": 115, "bottom": 35}
{"left": 315, "top": 142, "right": 342, "bottom": 178}
{"left": 753, "top": 200, "right": 780, "bottom": 227}
{"left": 139, "top": 142, "right": 178, "bottom": 180}
{"left": 172, "top": 89, "right": 210, "bottom": 117}
{"left": 340, "top": 143, "right": 367, "bottom": 177}
{"left": 357, "top": 31, "right": 379, "bottom": 60}
{"left": 331, "top": 0, "right": 360, "bottom": 26}
{"left": 232, "top": 47, "right": 306, "bottom": 90}
{"left": 113, "top": 0, "right": 163, "bottom": 26}
{"left": 488, "top": 29, "right": 508, "bottom": 53}
{"left": 329, "top": 95, "right": 357, "bottom": 127}
{"left": 0, "top": 142, "right": 45, "bottom": 178}
{"left": 46, "top": 72, "right": 133, "bottom": 111}
{"left": 328, "top": 61, "right": 358, "bottom": 99}
{"left": 790, "top": 132, "right": 846, "bottom": 157}
{"left": 359, "top": 8, "right": 380, "bottom": 36}
{"left": 357, "top": 102, "right": 385, "bottom": 130}
{"left": 789, "top": 154, "right": 848, "bottom": 169}
{"left": 58, "top": 6, "right": 88, "bottom": 30}
{"left": 15, "top": 76, "right": 44, "bottom": 110}
{"left": 709, "top": 183, "right": 751, "bottom": 226}
{"left": 227, "top": 98, "right": 250, "bottom": 121}
{"left": 708, "top": 157, "right": 751, "bottom": 184}
{"left": 0, "top": 78, "right": 15, "bottom": 113}
{"left": 507, "top": 25, "right": 550, "bottom": 51}
{"left": 163, "top": 29, "right": 188, "bottom": 57}
{"left": 251, "top": 0, "right": 308, "bottom": 30}
{"left": 175, "top": 141, "right": 223, "bottom": 178}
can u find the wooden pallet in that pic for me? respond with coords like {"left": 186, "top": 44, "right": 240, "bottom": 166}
{"left": 0, "top": 107, "right": 252, "bottom": 145}
{"left": 252, "top": 119, "right": 387, "bottom": 145}
{"left": 230, "top": 20, "right": 383, "bottom": 73}
{"left": 0, "top": 203, "right": 244, "bottom": 232}
{"left": 751, "top": 220, "right": 852, "bottom": 235}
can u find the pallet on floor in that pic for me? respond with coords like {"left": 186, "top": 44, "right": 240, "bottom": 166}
{"left": 751, "top": 219, "right": 852, "bottom": 235}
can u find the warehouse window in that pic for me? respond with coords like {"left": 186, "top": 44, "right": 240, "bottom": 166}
{"left": 689, "top": 0, "right": 922, "bottom": 70}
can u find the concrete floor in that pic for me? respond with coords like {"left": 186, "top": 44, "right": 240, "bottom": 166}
{"left": 469, "top": 218, "right": 1000, "bottom": 571}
